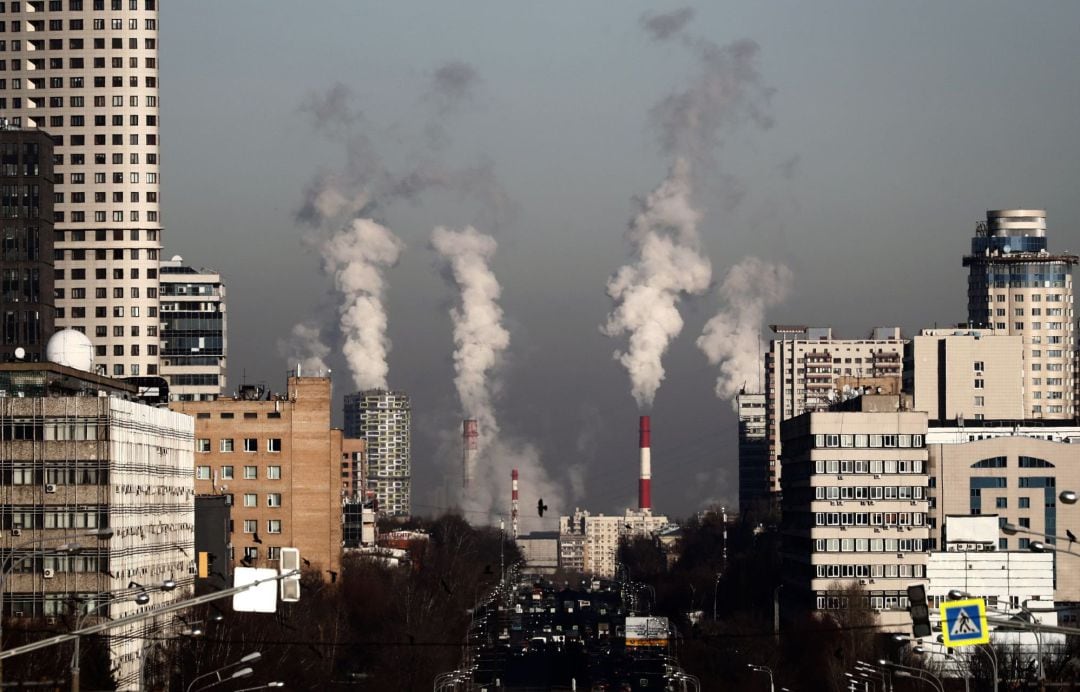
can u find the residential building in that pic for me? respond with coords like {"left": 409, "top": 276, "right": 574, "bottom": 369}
{"left": 558, "top": 508, "right": 670, "bottom": 579}
{"left": 1, "top": 1, "right": 163, "bottom": 379}
{"left": 0, "top": 127, "right": 54, "bottom": 361}
{"left": 517, "top": 531, "right": 559, "bottom": 574}
{"left": 963, "top": 209, "right": 1077, "bottom": 418}
{"left": 159, "top": 255, "right": 226, "bottom": 401}
{"left": 779, "top": 395, "right": 929, "bottom": 627}
{"left": 905, "top": 328, "right": 1024, "bottom": 422}
{"left": 173, "top": 376, "right": 343, "bottom": 577}
{"left": 340, "top": 437, "right": 365, "bottom": 499}
{"left": 0, "top": 355, "right": 194, "bottom": 690}
{"left": 765, "top": 326, "right": 906, "bottom": 497}
{"left": 926, "top": 423, "right": 1080, "bottom": 601}
{"left": 736, "top": 390, "right": 769, "bottom": 514}
{"left": 344, "top": 389, "right": 411, "bottom": 516}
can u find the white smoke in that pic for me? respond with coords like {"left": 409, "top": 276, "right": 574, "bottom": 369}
{"left": 602, "top": 158, "right": 712, "bottom": 408}
{"left": 321, "top": 218, "right": 406, "bottom": 390}
{"left": 697, "top": 256, "right": 793, "bottom": 404}
{"left": 431, "top": 226, "right": 509, "bottom": 438}
{"left": 277, "top": 322, "right": 331, "bottom": 376}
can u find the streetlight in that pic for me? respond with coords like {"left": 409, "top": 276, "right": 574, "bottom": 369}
{"left": 236, "top": 685, "right": 284, "bottom": 692}
{"left": 71, "top": 585, "right": 155, "bottom": 692}
{"left": 194, "top": 666, "right": 253, "bottom": 692}
{"left": 748, "top": 664, "right": 775, "bottom": 692}
{"left": 879, "top": 660, "right": 944, "bottom": 692}
{"left": 185, "top": 652, "right": 261, "bottom": 692}
{"left": 946, "top": 589, "right": 1038, "bottom": 686}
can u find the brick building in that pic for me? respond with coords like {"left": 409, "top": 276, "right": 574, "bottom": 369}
{"left": 172, "top": 376, "right": 343, "bottom": 577}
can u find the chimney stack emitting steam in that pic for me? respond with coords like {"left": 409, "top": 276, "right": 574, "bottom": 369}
{"left": 639, "top": 415, "right": 652, "bottom": 513}
{"left": 511, "top": 468, "right": 519, "bottom": 539}
{"left": 463, "top": 419, "right": 479, "bottom": 489}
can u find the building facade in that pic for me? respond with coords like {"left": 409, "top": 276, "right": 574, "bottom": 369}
{"left": 1, "top": 127, "right": 54, "bottom": 361}
{"left": 343, "top": 389, "right": 411, "bottom": 516}
{"left": 780, "top": 396, "right": 929, "bottom": 627}
{"left": 765, "top": 326, "right": 906, "bottom": 497}
{"left": 558, "top": 508, "right": 670, "bottom": 579}
{"left": 926, "top": 425, "right": 1080, "bottom": 602}
{"left": 173, "top": 376, "right": 343, "bottom": 577}
{"left": 2, "top": 1, "right": 163, "bottom": 379}
{"left": 906, "top": 328, "right": 1025, "bottom": 422}
{"left": 158, "top": 255, "right": 226, "bottom": 401}
{"left": 963, "top": 209, "right": 1077, "bottom": 419}
{"left": 736, "top": 391, "right": 769, "bottom": 514}
{"left": 0, "top": 360, "right": 194, "bottom": 690}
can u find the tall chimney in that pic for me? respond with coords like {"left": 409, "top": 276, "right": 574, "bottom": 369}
{"left": 639, "top": 415, "right": 652, "bottom": 513}
{"left": 462, "top": 419, "right": 478, "bottom": 489}
{"left": 511, "top": 469, "right": 519, "bottom": 539}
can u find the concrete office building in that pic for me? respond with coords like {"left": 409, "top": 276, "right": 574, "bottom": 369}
{"left": 765, "top": 326, "right": 906, "bottom": 497}
{"left": 174, "top": 376, "right": 344, "bottom": 577}
{"left": 1, "top": 1, "right": 163, "bottom": 379}
{"left": 0, "top": 127, "right": 54, "bottom": 361}
{"left": 779, "top": 395, "right": 929, "bottom": 627}
{"left": 0, "top": 356, "right": 194, "bottom": 690}
{"left": 159, "top": 255, "right": 226, "bottom": 401}
{"left": 558, "top": 508, "right": 670, "bottom": 579}
{"left": 964, "top": 209, "right": 1077, "bottom": 418}
{"left": 736, "top": 391, "right": 769, "bottom": 514}
{"left": 925, "top": 424, "right": 1080, "bottom": 602}
{"left": 906, "top": 328, "right": 1025, "bottom": 422}
{"left": 344, "top": 389, "right": 411, "bottom": 517}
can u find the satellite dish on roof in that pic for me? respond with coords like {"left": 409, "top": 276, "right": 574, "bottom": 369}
{"left": 45, "top": 329, "right": 94, "bottom": 372}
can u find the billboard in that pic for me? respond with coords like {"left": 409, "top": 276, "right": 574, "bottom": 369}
{"left": 625, "top": 616, "right": 669, "bottom": 647}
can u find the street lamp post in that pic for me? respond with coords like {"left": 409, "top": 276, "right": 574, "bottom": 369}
{"left": 748, "top": 664, "right": 775, "bottom": 692}
{"left": 185, "top": 652, "right": 261, "bottom": 692}
{"left": 879, "top": 660, "right": 944, "bottom": 692}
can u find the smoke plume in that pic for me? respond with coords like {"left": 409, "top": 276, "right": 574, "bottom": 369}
{"left": 602, "top": 159, "right": 712, "bottom": 408}
{"left": 431, "top": 226, "right": 509, "bottom": 438}
{"left": 278, "top": 323, "right": 331, "bottom": 376}
{"left": 321, "top": 219, "right": 406, "bottom": 390}
{"left": 697, "top": 256, "right": 792, "bottom": 403}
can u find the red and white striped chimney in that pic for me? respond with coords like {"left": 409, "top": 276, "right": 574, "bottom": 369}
{"left": 511, "top": 469, "right": 519, "bottom": 539}
{"left": 639, "top": 415, "right": 652, "bottom": 513}
{"left": 462, "top": 419, "right": 478, "bottom": 489}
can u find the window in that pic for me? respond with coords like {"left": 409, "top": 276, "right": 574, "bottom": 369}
{"left": 974, "top": 379, "right": 984, "bottom": 389}
{"left": 220, "top": 466, "right": 234, "bottom": 480}
{"left": 196, "top": 439, "right": 210, "bottom": 453}
{"left": 267, "top": 493, "right": 282, "bottom": 507}
{"left": 267, "top": 438, "right": 282, "bottom": 453}
{"left": 195, "top": 466, "right": 210, "bottom": 480}
{"left": 267, "top": 466, "right": 281, "bottom": 480}
{"left": 267, "top": 520, "right": 282, "bottom": 534}
{"left": 220, "top": 438, "right": 234, "bottom": 453}
{"left": 244, "top": 438, "right": 257, "bottom": 453}
{"left": 995, "top": 497, "right": 1007, "bottom": 509}
{"left": 243, "top": 547, "right": 258, "bottom": 560}
{"left": 243, "top": 466, "right": 257, "bottom": 480}
{"left": 1020, "top": 497, "right": 1031, "bottom": 509}
{"left": 243, "top": 520, "right": 257, "bottom": 534}
{"left": 243, "top": 493, "right": 257, "bottom": 508}
{"left": 973, "top": 361, "right": 984, "bottom": 371}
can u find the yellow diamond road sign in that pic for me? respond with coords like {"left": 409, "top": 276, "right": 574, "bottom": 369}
{"left": 940, "top": 598, "right": 990, "bottom": 647}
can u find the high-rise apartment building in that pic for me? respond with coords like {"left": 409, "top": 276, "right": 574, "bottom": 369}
{"left": 964, "top": 209, "right": 1077, "bottom": 418}
{"left": 779, "top": 395, "right": 929, "bottom": 627}
{"left": 557, "top": 508, "right": 670, "bottom": 579}
{"left": 0, "top": 127, "right": 53, "bottom": 360}
{"left": 159, "top": 255, "right": 226, "bottom": 401}
{"left": 764, "top": 326, "right": 906, "bottom": 497}
{"left": 344, "top": 389, "right": 411, "bottom": 516}
{"left": 736, "top": 390, "right": 769, "bottom": 514}
{"left": 1, "top": 1, "right": 163, "bottom": 379}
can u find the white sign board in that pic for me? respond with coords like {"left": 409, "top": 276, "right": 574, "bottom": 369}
{"left": 232, "top": 567, "right": 279, "bottom": 613}
{"left": 625, "top": 616, "right": 669, "bottom": 647}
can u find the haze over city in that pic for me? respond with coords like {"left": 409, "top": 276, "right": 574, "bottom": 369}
{"left": 158, "top": 1, "right": 1080, "bottom": 529}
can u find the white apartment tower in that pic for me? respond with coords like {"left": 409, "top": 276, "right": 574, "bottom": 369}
{"left": 963, "top": 209, "right": 1077, "bottom": 418}
{"left": 1, "top": 0, "right": 162, "bottom": 379}
{"left": 344, "top": 389, "right": 411, "bottom": 517}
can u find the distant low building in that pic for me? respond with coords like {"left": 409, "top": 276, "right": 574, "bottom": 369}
{"left": 517, "top": 531, "right": 558, "bottom": 574}
{"left": 558, "top": 508, "right": 671, "bottom": 578}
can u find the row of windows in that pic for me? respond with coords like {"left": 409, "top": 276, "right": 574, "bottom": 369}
{"left": 56, "top": 158, "right": 157, "bottom": 176}
{"left": 197, "top": 438, "right": 280, "bottom": 454}
{"left": 814, "top": 434, "right": 924, "bottom": 449}
{"left": 0, "top": 17, "right": 156, "bottom": 30}
{"left": 56, "top": 266, "right": 157, "bottom": 280}
{"left": 239, "top": 545, "right": 280, "bottom": 561}
{"left": 1, "top": 0, "right": 156, "bottom": 11}
{"left": 241, "top": 519, "right": 281, "bottom": 534}
{"left": 813, "top": 459, "right": 925, "bottom": 475}
{"left": 0, "top": 57, "right": 155, "bottom": 72}
{"left": 815, "top": 485, "right": 925, "bottom": 500}
{"left": 817, "top": 595, "right": 909, "bottom": 611}
{"left": 58, "top": 286, "right": 156, "bottom": 299}
{"left": 815, "top": 562, "right": 926, "bottom": 579}
{"left": 0, "top": 35, "right": 154, "bottom": 52}
{"left": 4, "top": 508, "right": 103, "bottom": 529}
{"left": 195, "top": 464, "right": 282, "bottom": 481}
{"left": 814, "top": 537, "right": 925, "bottom": 553}
{"left": 0, "top": 74, "right": 157, "bottom": 92}
{"left": 814, "top": 511, "right": 926, "bottom": 527}
{"left": 57, "top": 304, "right": 155, "bottom": 319}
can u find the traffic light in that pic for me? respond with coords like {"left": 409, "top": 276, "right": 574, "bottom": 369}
{"left": 906, "top": 583, "right": 931, "bottom": 638}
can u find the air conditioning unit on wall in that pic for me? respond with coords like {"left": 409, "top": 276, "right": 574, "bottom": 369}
{"left": 43, "top": 568, "right": 55, "bottom": 578}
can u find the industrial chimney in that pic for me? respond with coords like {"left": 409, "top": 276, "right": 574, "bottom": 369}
{"left": 639, "top": 415, "right": 652, "bottom": 513}
{"left": 511, "top": 469, "right": 519, "bottom": 539}
{"left": 462, "top": 419, "right": 478, "bottom": 489}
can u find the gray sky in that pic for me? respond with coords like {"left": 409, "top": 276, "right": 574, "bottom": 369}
{"left": 160, "top": 1, "right": 1080, "bottom": 530}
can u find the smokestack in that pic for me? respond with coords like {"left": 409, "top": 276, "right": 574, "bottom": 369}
{"left": 511, "top": 468, "right": 519, "bottom": 539}
{"left": 462, "top": 419, "right": 478, "bottom": 489}
{"left": 639, "top": 415, "right": 652, "bottom": 513}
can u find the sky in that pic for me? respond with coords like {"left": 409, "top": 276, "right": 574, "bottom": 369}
{"left": 158, "top": 1, "right": 1080, "bottom": 531}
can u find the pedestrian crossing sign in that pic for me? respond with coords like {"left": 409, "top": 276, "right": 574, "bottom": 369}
{"left": 940, "top": 598, "right": 989, "bottom": 647}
